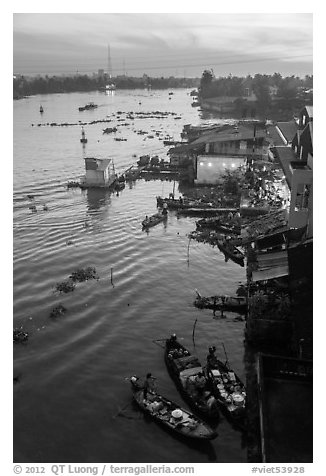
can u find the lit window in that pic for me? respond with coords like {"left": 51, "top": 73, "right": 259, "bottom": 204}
{"left": 208, "top": 162, "right": 212, "bottom": 167}
{"left": 199, "top": 162, "right": 204, "bottom": 166}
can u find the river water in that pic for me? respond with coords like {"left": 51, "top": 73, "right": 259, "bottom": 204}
{"left": 13, "top": 89, "right": 247, "bottom": 463}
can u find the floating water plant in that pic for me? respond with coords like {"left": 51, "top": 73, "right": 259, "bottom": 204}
{"left": 50, "top": 304, "right": 67, "bottom": 318}
{"left": 14, "top": 328, "right": 28, "bottom": 343}
{"left": 69, "top": 266, "right": 98, "bottom": 283}
{"left": 55, "top": 280, "right": 76, "bottom": 294}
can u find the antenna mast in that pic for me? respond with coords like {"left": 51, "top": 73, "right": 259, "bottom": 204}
{"left": 107, "top": 44, "right": 112, "bottom": 79}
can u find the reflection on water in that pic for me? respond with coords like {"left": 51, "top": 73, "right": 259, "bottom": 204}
{"left": 86, "top": 187, "right": 112, "bottom": 212}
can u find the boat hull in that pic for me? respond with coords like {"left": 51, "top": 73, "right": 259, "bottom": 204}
{"left": 194, "top": 294, "right": 247, "bottom": 314}
{"left": 217, "top": 240, "right": 245, "bottom": 266}
{"left": 164, "top": 339, "right": 219, "bottom": 419}
{"left": 131, "top": 382, "right": 217, "bottom": 440}
{"left": 142, "top": 213, "right": 167, "bottom": 229}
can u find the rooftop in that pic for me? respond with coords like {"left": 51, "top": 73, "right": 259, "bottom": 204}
{"left": 84, "top": 157, "right": 113, "bottom": 171}
{"left": 266, "top": 125, "right": 287, "bottom": 147}
{"left": 304, "top": 105, "right": 313, "bottom": 118}
{"left": 271, "top": 146, "right": 297, "bottom": 187}
{"left": 190, "top": 125, "right": 266, "bottom": 147}
{"left": 275, "top": 120, "right": 298, "bottom": 144}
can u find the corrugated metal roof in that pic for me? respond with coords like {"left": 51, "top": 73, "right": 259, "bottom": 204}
{"left": 84, "top": 158, "right": 112, "bottom": 171}
{"left": 272, "top": 146, "right": 297, "bottom": 187}
{"left": 252, "top": 265, "right": 289, "bottom": 281}
{"left": 276, "top": 121, "right": 298, "bottom": 144}
{"left": 266, "top": 125, "right": 286, "bottom": 146}
{"left": 305, "top": 105, "right": 313, "bottom": 118}
{"left": 190, "top": 125, "right": 266, "bottom": 146}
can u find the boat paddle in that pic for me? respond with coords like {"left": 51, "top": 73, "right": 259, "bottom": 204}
{"left": 192, "top": 318, "right": 198, "bottom": 348}
{"left": 222, "top": 343, "right": 230, "bottom": 369}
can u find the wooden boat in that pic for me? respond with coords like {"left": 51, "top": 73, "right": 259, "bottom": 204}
{"left": 196, "top": 217, "right": 241, "bottom": 235}
{"left": 157, "top": 196, "right": 187, "bottom": 209}
{"left": 79, "top": 102, "right": 98, "bottom": 112}
{"left": 163, "top": 140, "right": 184, "bottom": 146}
{"left": 206, "top": 357, "right": 246, "bottom": 424}
{"left": 39, "top": 105, "right": 44, "bottom": 113}
{"left": 157, "top": 196, "right": 214, "bottom": 211}
{"left": 194, "top": 291, "right": 247, "bottom": 314}
{"left": 179, "top": 207, "right": 235, "bottom": 217}
{"left": 114, "top": 180, "right": 125, "bottom": 191}
{"left": 103, "top": 127, "right": 117, "bottom": 134}
{"left": 164, "top": 337, "right": 219, "bottom": 419}
{"left": 67, "top": 181, "right": 80, "bottom": 188}
{"left": 142, "top": 212, "right": 167, "bottom": 229}
{"left": 217, "top": 239, "right": 245, "bottom": 267}
{"left": 129, "top": 376, "right": 218, "bottom": 440}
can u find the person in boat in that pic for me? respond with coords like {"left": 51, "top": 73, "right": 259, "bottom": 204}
{"left": 169, "top": 192, "right": 175, "bottom": 199}
{"left": 207, "top": 346, "right": 219, "bottom": 370}
{"left": 194, "top": 372, "right": 206, "bottom": 391}
{"left": 179, "top": 196, "right": 183, "bottom": 204}
{"left": 166, "top": 333, "right": 178, "bottom": 351}
{"left": 143, "top": 373, "right": 156, "bottom": 400}
{"left": 167, "top": 333, "right": 177, "bottom": 343}
{"left": 162, "top": 201, "right": 168, "bottom": 215}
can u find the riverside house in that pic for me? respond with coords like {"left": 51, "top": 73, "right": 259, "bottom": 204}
{"left": 81, "top": 157, "right": 117, "bottom": 188}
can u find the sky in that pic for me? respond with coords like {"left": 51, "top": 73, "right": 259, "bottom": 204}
{"left": 13, "top": 12, "right": 313, "bottom": 78}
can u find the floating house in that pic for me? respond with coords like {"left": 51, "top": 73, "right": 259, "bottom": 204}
{"left": 80, "top": 157, "right": 117, "bottom": 188}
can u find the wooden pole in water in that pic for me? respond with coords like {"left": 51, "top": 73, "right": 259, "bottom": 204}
{"left": 192, "top": 318, "right": 198, "bottom": 347}
{"left": 187, "top": 236, "right": 191, "bottom": 265}
{"left": 222, "top": 342, "right": 230, "bottom": 368}
{"left": 111, "top": 267, "right": 114, "bottom": 287}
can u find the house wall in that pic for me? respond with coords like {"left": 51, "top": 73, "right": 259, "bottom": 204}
{"left": 85, "top": 169, "right": 105, "bottom": 186}
{"left": 298, "top": 108, "right": 312, "bottom": 129}
{"left": 169, "top": 153, "right": 190, "bottom": 167}
{"left": 288, "top": 168, "right": 313, "bottom": 233}
{"left": 207, "top": 139, "right": 266, "bottom": 157}
{"left": 195, "top": 155, "right": 246, "bottom": 184}
{"left": 299, "top": 127, "right": 313, "bottom": 162}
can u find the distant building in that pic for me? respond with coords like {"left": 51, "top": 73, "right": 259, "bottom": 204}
{"left": 81, "top": 157, "right": 117, "bottom": 188}
{"left": 98, "top": 69, "right": 105, "bottom": 78}
{"left": 271, "top": 105, "right": 313, "bottom": 237}
{"left": 189, "top": 125, "right": 268, "bottom": 158}
{"left": 241, "top": 77, "right": 257, "bottom": 101}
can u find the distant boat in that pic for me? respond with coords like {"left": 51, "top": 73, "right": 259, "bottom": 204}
{"left": 106, "top": 83, "right": 116, "bottom": 91}
{"left": 78, "top": 102, "right": 98, "bottom": 112}
{"left": 80, "top": 128, "right": 88, "bottom": 144}
{"left": 40, "top": 105, "right": 44, "bottom": 113}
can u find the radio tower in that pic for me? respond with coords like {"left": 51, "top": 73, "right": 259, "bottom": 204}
{"left": 107, "top": 44, "right": 112, "bottom": 79}
{"left": 106, "top": 44, "right": 116, "bottom": 91}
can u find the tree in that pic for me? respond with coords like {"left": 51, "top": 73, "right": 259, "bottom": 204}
{"left": 199, "top": 69, "right": 215, "bottom": 98}
{"left": 252, "top": 74, "right": 271, "bottom": 110}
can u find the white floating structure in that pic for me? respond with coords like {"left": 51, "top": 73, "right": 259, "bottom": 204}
{"left": 80, "top": 157, "right": 117, "bottom": 188}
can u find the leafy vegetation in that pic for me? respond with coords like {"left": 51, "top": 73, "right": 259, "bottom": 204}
{"left": 50, "top": 304, "right": 67, "bottom": 318}
{"left": 69, "top": 267, "right": 98, "bottom": 283}
{"left": 13, "top": 74, "right": 200, "bottom": 98}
